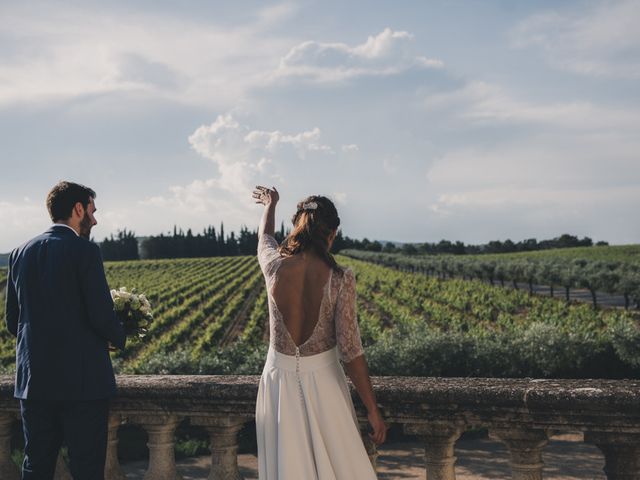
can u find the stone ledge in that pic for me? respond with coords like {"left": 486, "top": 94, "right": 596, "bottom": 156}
{"left": 1, "top": 375, "right": 639, "bottom": 432}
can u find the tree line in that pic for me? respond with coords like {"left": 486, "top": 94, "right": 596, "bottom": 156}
{"left": 99, "top": 227, "right": 606, "bottom": 262}
{"left": 100, "top": 224, "right": 368, "bottom": 261}
{"left": 101, "top": 224, "right": 284, "bottom": 261}
{"left": 342, "top": 233, "right": 603, "bottom": 255}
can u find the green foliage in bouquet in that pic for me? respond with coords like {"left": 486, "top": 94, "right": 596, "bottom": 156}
{"left": 111, "top": 287, "right": 153, "bottom": 339}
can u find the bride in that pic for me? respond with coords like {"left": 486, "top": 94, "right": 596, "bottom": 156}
{"left": 253, "top": 185, "right": 386, "bottom": 479}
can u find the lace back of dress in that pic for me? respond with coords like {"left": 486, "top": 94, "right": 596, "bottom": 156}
{"left": 258, "top": 234, "right": 364, "bottom": 361}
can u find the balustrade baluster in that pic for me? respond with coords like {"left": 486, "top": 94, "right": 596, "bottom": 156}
{"left": 191, "top": 415, "right": 244, "bottom": 480}
{"left": 405, "top": 421, "right": 464, "bottom": 480}
{"left": 131, "top": 414, "right": 183, "bottom": 480}
{"left": 490, "top": 428, "right": 550, "bottom": 480}
{"left": 585, "top": 432, "right": 640, "bottom": 480}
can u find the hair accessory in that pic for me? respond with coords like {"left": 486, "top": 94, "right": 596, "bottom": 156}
{"left": 302, "top": 201, "right": 318, "bottom": 211}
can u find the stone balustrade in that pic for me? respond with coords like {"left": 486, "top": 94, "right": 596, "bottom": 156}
{"left": 1, "top": 375, "right": 640, "bottom": 479}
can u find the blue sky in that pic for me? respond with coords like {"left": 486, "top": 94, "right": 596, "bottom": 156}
{"left": 1, "top": 0, "right": 639, "bottom": 251}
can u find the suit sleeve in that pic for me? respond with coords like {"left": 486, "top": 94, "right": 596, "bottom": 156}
{"left": 79, "top": 243, "right": 126, "bottom": 350}
{"left": 5, "top": 251, "right": 18, "bottom": 337}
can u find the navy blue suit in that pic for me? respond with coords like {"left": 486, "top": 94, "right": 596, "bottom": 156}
{"left": 5, "top": 225, "right": 126, "bottom": 479}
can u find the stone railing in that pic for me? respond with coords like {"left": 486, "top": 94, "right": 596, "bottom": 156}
{"left": 1, "top": 375, "right": 640, "bottom": 479}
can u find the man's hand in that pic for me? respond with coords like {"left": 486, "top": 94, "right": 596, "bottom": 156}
{"left": 252, "top": 186, "right": 279, "bottom": 206}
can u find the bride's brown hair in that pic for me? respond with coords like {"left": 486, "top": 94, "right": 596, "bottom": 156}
{"left": 279, "top": 195, "right": 343, "bottom": 272}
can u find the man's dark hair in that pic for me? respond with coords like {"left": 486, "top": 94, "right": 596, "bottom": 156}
{"left": 46, "top": 181, "right": 96, "bottom": 222}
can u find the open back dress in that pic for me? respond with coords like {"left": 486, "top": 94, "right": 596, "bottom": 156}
{"left": 255, "top": 234, "right": 377, "bottom": 479}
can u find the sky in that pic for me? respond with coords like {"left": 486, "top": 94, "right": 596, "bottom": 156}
{"left": 1, "top": 0, "right": 639, "bottom": 251}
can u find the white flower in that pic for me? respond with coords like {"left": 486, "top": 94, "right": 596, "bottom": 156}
{"left": 303, "top": 201, "right": 318, "bottom": 210}
{"left": 110, "top": 285, "right": 154, "bottom": 337}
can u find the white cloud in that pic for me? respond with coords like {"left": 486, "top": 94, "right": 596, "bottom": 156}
{"left": 427, "top": 133, "right": 640, "bottom": 191}
{"left": 244, "top": 127, "right": 334, "bottom": 154}
{"left": 511, "top": 0, "right": 640, "bottom": 78}
{"left": 422, "top": 81, "right": 640, "bottom": 131}
{"left": 133, "top": 114, "right": 351, "bottom": 233}
{"left": 187, "top": 114, "right": 335, "bottom": 198}
{"left": 0, "top": 3, "right": 291, "bottom": 106}
{"left": 425, "top": 130, "right": 640, "bottom": 232}
{"left": 138, "top": 178, "right": 253, "bottom": 223}
{"left": 427, "top": 183, "right": 640, "bottom": 242}
{"left": 273, "top": 27, "right": 443, "bottom": 84}
{"left": 419, "top": 69, "right": 640, "bottom": 243}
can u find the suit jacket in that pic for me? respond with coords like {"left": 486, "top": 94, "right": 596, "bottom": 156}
{"left": 5, "top": 225, "right": 126, "bottom": 400}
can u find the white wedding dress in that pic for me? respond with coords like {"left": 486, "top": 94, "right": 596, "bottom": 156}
{"left": 255, "top": 234, "right": 377, "bottom": 479}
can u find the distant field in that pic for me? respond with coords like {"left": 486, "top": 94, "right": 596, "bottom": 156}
{"left": 344, "top": 245, "right": 640, "bottom": 310}
{"left": 480, "top": 244, "right": 640, "bottom": 262}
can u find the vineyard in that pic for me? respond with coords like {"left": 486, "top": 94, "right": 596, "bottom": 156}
{"left": 343, "top": 248, "right": 640, "bottom": 309}
{"left": 1, "top": 255, "right": 639, "bottom": 378}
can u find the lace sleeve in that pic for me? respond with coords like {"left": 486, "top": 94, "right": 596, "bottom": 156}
{"left": 257, "top": 233, "right": 282, "bottom": 278}
{"left": 335, "top": 268, "right": 364, "bottom": 363}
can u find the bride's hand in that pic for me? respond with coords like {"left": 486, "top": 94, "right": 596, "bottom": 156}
{"left": 252, "top": 185, "right": 279, "bottom": 206}
{"left": 367, "top": 407, "right": 387, "bottom": 445}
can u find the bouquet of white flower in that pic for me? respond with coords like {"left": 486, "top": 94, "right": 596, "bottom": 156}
{"left": 110, "top": 287, "right": 153, "bottom": 339}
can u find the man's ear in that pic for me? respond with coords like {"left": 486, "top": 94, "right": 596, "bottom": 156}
{"left": 73, "top": 201, "right": 85, "bottom": 218}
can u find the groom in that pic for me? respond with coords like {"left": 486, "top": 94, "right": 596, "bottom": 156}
{"left": 5, "top": 181, "right": 126, "bottom": 479}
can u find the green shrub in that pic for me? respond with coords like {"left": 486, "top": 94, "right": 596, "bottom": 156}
{"left": 608, "top": 316, "right": 640, "bottom": 368}
{"left": 118, "top": 341, "right": 269, "bottom": 375}
{"left": 364, "top": 320, "right": 640, "bottom": 378}
{"left": 120, "top": 348, "right": 195, "bottom": 374}
{"left": 513, "top": 322, "right": 609, "bottom": 377}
